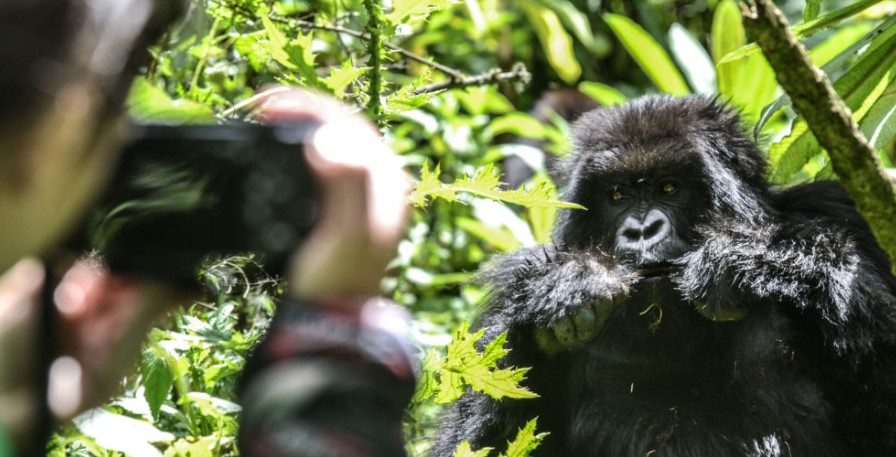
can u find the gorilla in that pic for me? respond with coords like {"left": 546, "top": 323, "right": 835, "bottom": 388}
{"left": 431, "top": 95, "right": 896, "bottom": 456}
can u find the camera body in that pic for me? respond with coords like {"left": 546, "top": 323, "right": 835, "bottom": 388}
{"left": 77, "top": 122, "right": 318, "bottom": 287}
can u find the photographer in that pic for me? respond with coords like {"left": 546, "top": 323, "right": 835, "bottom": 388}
{"left": 0, "top": 1, "right": 412, "bottom": 456}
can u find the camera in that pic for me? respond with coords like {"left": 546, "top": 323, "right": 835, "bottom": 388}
{"left": 72, "top": 122, "right": 319, "bottom": 287}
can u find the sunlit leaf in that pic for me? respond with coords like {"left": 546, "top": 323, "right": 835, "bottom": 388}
{"left": 668, "top": 23, "right": 716, "bottom": 94}
{"left": 521, "top": 0, "right": 581, "bottom": 84}
{"left": 453, "top": 441, "right": 493, "bottom": 457}
{"left": 603, "top": 13, "right": 690, "bottom": 95}
{"left": 411, "top": 162, "right": 585, "bottom": 209}
{"left": 127, "top": 77, "right": 215, "bottom": 123}
{"left": 500, "top": 418, "right": 548, "bottom": 457}
{"left": 578, "top": 81, "right": 627, "bottom": 106}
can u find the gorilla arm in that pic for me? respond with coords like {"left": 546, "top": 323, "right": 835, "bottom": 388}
{"left": 428, "top": 246, "right": 632, "bottom": 457}
{"left": 675, "top": 181, "right": 896, "bottom": 355}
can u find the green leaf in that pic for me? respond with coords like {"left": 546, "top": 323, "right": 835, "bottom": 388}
{"left": 577, "top": 81, "right": 626, "bottom": 106}
{"left": 769, "top": 21, "right": 896, "bottom": 182}
{"left": 603, "top": 13, "right": 690, "bottom": 95}
{"left": 526, "top": 173, "right": 560, "bottom": 244}
{"left": 323, "top": 60, "right": 365, "bottom": 98}
{"left": 526, "top": 0, "right": 598, "bottom": 53}
{"left": 453, "top": 441, "right": 493, "bottom": 457}
{"left": 142, "top": 346, "right": 174, "bottom": 421}
{"left": 126, "top": 77, "right": 215, "bottom": 123}
{"left": 719, "top": 0, "right": 886, "bottom": 65}
{"left": 261, "top": 15, "right": 297, "bottom": 70}
{"left": 803, "top": 0, "right": 822, "bottom": 21}
{"left": 712, "top": 0, "right": 745, "bottom": 97}
{"left": 386, "top": 0, "right": 452, "bottom": 25}
{"left": 411, "top": 162, "right": 585, "bottom": 209}
{"left": 411, "top": 349, "right": 442, "bottom": 404}
{"left": 500, "top": 418, "right": 548, "bottom": 457}
{"left": 668, "top": 23, "right": 716, "bottom": 94}
{"left": 521, "top": 0, "right": 581, "bottom": 84}
{"left": 487, "top": 113, "right": 549, "bottom": 140}
{"left": 456, "top": 217, "right": 522, "bottom": 252}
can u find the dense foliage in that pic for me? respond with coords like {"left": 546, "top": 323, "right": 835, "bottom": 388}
{"left": 49, "top": 0, "right": 896, "bottom": 456}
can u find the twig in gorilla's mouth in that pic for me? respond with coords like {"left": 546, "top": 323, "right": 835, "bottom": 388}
{"left": 636, "top": 264, "right": 680, "bottom": 278}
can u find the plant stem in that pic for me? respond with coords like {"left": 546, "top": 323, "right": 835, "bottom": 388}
{"left": 362, "top": 0, "right": 385, "bottom": 127}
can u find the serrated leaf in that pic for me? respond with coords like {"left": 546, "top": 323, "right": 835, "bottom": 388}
{"left": 438, "top": 323, "right": 539, "bottom": 403}
{"left": 500, "top": 419, "right": 548, "bottom": 457}
{"left": 142, "top": 346, "right": 174, "bottom": 421}
{"left": 521, "top": 0, "right": 581, "bottom": 84}
{"left": 453, "top": 441, "right": 493, "bottom": 457}
{"left": 323, "top": 61, "right": 365, "bottom": 98}
{"left": 578, "top": 81, "right": 626, "bottom": 106}
{"left": 604, "top": 13, "right": 690, "bottom": 95}
{"left": 411, "top": 162, "right": 585, "bottom": 209}
{"left": 261, "top": 15, "right": 297, "bottom": 70}
{"left": 126, "top": 77, "right": 215, "bottom": 123}
{"left": 412, "top": 348, "right": 443, "bottom": 404}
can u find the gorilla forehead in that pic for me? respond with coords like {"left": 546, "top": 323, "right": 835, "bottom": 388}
{"left": 571, "top": 94, "right": 740, "bottom": 155}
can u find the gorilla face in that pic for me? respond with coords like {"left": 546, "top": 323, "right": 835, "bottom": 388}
{"left": 556, "top": 140, "right": 711, "bottom": 270}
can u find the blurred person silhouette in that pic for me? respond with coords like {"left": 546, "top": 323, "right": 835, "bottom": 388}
{"left": 0, "top": 1, "right": 413, "bottom": 456}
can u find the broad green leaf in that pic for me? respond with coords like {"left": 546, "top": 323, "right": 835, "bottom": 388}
{"left": 578, "top": 81, "right": 627, "bottom": 106}
{"left": 668, "top": 23, "right": 716, "bottom": 94}
{"left": 603, "top": 13, "right": 690, "bottom": 95}
{"left": 809, "top": 22, "right": 876, "bottom": 67}
{"left": 712, "top": 0, "right": 745, "bottom": 100}
{"left": 769, "top": 22, "right": 896, "bottom": 181}
{"left": 456, "top": 217, "right": 522, "bottom": 252}
{"left": 142, "top": 346, "right": 174, "bottom": 421}
{"left": 527, "top": 0, "right": 598, "bottom": 53}
{"left": 411, "top": 162, "right": 585, "bottom": 209}
{"left": 453, "top": 441, "right": 493, "bottom": 457}
{"left": 500, "top": 418, "right": 548, "bottom": 457}
{"left": 487, "top": 113, "right": 549, "bottom": 139}
{"left": 719, "top": 0, "right": 886, "bottom": 65}
{"left": 521, "top": 0, "right": 581, "bottom": 84}
{"left": 261, "top": 15, "right": 297, "bottom": 70}
{"left": 286, "top": 30, "right": 325, "bottom": 88}
{"left": 323, "top": 61, "right": 365, "bottom": 98}
{"left": 126, "top": 77, "right": 215, "bottom": 123}
{"left": 74, "top": 409, "right": 174, "bottom": 457}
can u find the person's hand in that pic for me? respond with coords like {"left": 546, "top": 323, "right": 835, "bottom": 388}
{"left": 0, "top": 257, "right": 185, "bottom": 453}
{"left": 255, "top": 89, "right": 410, "bottom": 301}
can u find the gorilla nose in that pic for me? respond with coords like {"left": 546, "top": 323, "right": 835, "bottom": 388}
{"left": 617, "top": 209, "right": 671, "bottom": 250}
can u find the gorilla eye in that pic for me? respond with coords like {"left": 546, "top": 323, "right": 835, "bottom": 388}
{"left": 610, "top": 189, "right": 624, "bottom": 202}
{"left": 661, "top": 182, "right": 677, "bottom": 194}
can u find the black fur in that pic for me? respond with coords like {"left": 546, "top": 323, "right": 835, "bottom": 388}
{"left": 431, "top": 95, "right": 896, "bottom": 457}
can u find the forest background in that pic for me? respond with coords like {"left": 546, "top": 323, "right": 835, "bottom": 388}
{"left": 46, "top": 0, "right": 896, "bottom": 455}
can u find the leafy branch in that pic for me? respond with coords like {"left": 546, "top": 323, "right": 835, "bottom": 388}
{"left": 412, "top": 64, "right": 532, "bottom": 95}
{"left": 742, "top": 0, "right": 896, "bottom": 275}
{"left": 411, "top": 162, "right": 583, "bottom": 209}
{"left": 452, "top": 419, "right": 547, "bottom": 457}
{"left": 413, "top": 323, "right": 538, "bottom": 405}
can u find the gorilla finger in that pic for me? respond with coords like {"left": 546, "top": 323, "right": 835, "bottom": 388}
{"left": 572, "top": 306, "right": 597, "bottom": 341}
{"left": 552, "top": 318, "right": 578, "bottom": 347}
